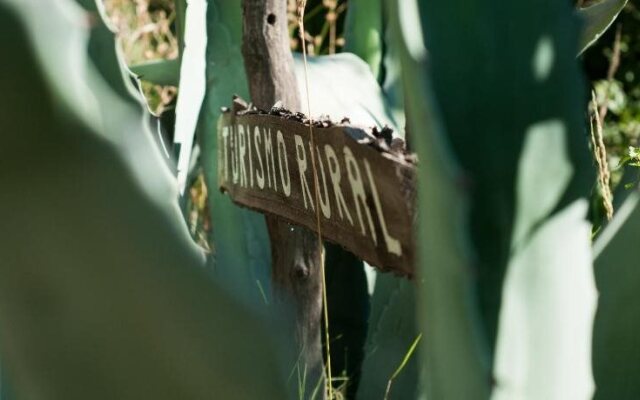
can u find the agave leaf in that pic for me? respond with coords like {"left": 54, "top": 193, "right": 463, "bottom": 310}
{"left": 196, "top": 0, "right": 273, "bottom": 307}
{"left": 493, "top": 200, "right": 596, "bottom": 399}
{"left": 610, "top": 162, "right": 640, "bottom": 214}
{"left": 0, "top": 366, "right": 12, "bottom": 400}
{"left": 175, "top": 0, "right": 207, "bottom": 193}
{"left": 356, "top": 276, "right": 419, "bottom": 400}
{"left": 344, "top": 0, "right": 405, "bottom": 127}
{"left": 0, "top": 2, "right": 288, "bottom": 399}
{"left": 591, "top": 193, "right": 640, "bottom": 399}
{"left": 75, "top": 0, "right": 176, "bottom": 170}
{"left": 343, "top": 0, "right": 383, "bottom": 80}
{"left": 390, "top": 0, "right": 596, "bottom": 397}
{"left": 387, "top": 1, "right": 490, "bottom": 397}
{"left": 292, "top": 52, "right": 398, "bottom": 132}
{"left": 65, "top": 0, "right": 181, "bottom": 226}
{"left": 130, "top": 59, "right": 180, "bottom": 86}
{"left": 379, "top": 1, "right": 405, "bottom": 130}
{"left": 578, "top": 0, "right": 628, "bottom": 55}
{"left": 76, "top": 0, "right": 180, "bottom": 162}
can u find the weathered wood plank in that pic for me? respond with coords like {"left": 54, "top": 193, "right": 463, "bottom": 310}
{"left": 218, "top": 104, "right": 417, "bottom": 277}
{"left": 240, "top": 1, "right": 326, "bottom": 396}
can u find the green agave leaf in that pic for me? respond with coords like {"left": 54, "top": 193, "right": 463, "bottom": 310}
{"left": 0, "top": 365, "right": 13, "bottom": 400}
{"left": 578, "top": 0, "right": 628, "bottom": 55}
{"left": 66, "top": 0, "right": 183, "bottom": 232}
{"left": 292, "top": 52, "right": 398, "bottom": 133}
{"left": 76, "top": 0, "right": 180, "bottom": 162}
{"left": 493, "top": 200, "right": 596, "bottom": 399}
{"left": 379, "top": 2, "right": 405, "bottom": 130}
{"left": 130, "top": 59, "right": 180, "bottom": 86}
{"left": 356, "top": 276, "right": 419, "bottom": 400}
{"left": 387, "top": 1, "right": 490, "bottom": 398}
{"left": 175, "top": 0, "right": 206, "bottom": 193}
{"left": 75, "top": 0, "right": 177, "bottom": 169}
{"left": 4, "top": 0, "right": 105, "bottom": 135}
{"left": 0, "top": 1, "right": 288, "bottom": 399}
{"left": 390, "top": 0, "right": 596, "bottom": 397}
{"left": 592, "top": 193, "right": 640, "bottom": 399}
{"left": 344, "top": 0, "right": 406, "bottom": 127}
{"left": 196, "top": 0, "right": 273, "bottom": 307}
{"left": 611, "top": 164, "right": 640, "bottom": 212}
{"left": 343, "top": 0, "right": 383, "bottom": 80}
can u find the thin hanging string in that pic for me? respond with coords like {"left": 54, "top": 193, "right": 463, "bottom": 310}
{"left": 296, "top": 2, "right": 333, "bottom": 398}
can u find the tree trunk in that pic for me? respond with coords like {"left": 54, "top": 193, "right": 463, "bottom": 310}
{"left": 240, "top": 0, "right": 326, "bottom": 397}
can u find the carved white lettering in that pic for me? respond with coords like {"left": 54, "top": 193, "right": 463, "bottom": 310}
{"left": 312, "top": 144, "right": 331, "bottom": 219}
{"left": 325, "top": 145, "right": 353, "bottom": 225}
{"left": 231, "top": 125, "right": 239, "bottom": 184}
{"left": 364, "top": 160, "right": 401, "bottom": 255}
{"left": 222, "top": 126, "right": 230, "bottom": 181}
{"left": 247, "top": 125, "right": 253, "bottom": 187}
{"left": 277, "top": 130, "right": 291, "bottom": 197}
{"left": 344, "top": 147, "right": 377, "bottom": 243}
{"left": 238, "top": 125, "right": 248, "bottom": 187}
{"left": 295, "top": 135, "right": 315, "bottom": 210}
{"left": 264, "top": 129, "right": 277, "bottom": 191}
{"left": 254, "top": 127, "right": 265, "bottom": 189}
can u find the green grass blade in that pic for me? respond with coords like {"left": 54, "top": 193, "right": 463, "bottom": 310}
{"left": 357, "top": 277, "right": 420, "bottom": 399}
{"left": 383, "top": 334, "right": 422, "bottom": 400}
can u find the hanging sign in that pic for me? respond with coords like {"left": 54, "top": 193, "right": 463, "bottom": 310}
{"left": 217, "top": 101, "right": 417, "bottom": 277}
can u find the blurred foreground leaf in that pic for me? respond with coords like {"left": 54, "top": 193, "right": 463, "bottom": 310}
{"left": 389, "top": 1, "right": 490, "bottom": 396}
{"left": 391, "top": 0, "right": 597, "bottom": 397}
{"left": 0, "top": 1, "right": 287, "bottom": 398}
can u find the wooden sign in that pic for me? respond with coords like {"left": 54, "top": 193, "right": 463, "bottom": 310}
{"left": 217, "top": 102, "right": 417, "bottom": 277}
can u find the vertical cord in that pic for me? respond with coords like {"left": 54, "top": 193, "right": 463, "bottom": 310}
{"left": 297, "top": 2, "right": 333, "bottom": 398}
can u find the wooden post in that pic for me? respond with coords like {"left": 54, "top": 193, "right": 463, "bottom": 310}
{"left": 240, "top": 0, "right": 326, "bottom": 396}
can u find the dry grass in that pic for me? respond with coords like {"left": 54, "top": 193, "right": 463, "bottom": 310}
{"left": 288, "top": 0, "right": 346, "bottom": 55}
{"left": 103, "top": 0, "right": 178, "bottom": 114}
{"left": 103, "top": 0, "right": 177, "bottom": 64}
{"left": 103, "top": 0, "right": 346, "bottom": 113}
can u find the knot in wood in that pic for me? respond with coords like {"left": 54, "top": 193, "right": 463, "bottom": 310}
{"left": 292, "top": 262, "right": 310, "bottom": 280}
